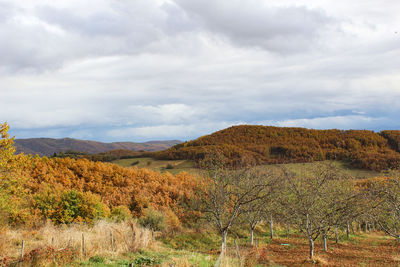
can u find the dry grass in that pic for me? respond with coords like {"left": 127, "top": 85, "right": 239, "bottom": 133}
{"left": 3, "top": 222, "right": 400, "bottom": 267}
{"left": 0, "top": 220, "right": 152, "bottom": 261}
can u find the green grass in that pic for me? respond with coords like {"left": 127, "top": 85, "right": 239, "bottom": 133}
{"left": 68, "top": 248, "right": 216, "bottom": 267}
{"left": 112, "top": 158, "right": 380, "bottom": 179}
{"left": 161, "top": 231, "right": 221, "bottom": 252}
{"left": 274, "top": 160, "right": 380, "bottom": 179}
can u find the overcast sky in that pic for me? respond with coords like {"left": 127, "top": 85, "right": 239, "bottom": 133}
{"left": 1, "top": 0, "right": 400, "bottom": 142}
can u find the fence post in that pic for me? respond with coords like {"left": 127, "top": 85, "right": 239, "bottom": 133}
{"left": 20, "top": 240, "right": 25, "bottom": 260}
{"left": 81, "top": 233, "right": 85, "bottom": 257}
{"left": 110, "top": 230, "right": 115, "bottom": 252}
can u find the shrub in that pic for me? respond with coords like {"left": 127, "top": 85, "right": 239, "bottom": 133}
{"left": 164, "top": 209, "right": 182, "bottom": 233}
{"left": 111, "top": 205, "right": 132, "bottom": 222}
{"left": 89, "top": 255, "right": 105, "bottom": 263}
{"left": 138, "top": 208, "right": 166, "bottom": 232}
{"left": 34, "top": 187, "right": 110, "bottom": 224}
{"left": 131, "top": 160, "right": 140, "bottom": 166}
{"left": 133, "top": 255, "right": 161, "bottom": 266}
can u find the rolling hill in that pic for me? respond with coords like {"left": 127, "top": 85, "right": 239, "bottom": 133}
{"left": 155, "top": 125, "right": 400, "bottom": 171}
{"left": 15, "top": 137, "right": 181, "bottom": 156}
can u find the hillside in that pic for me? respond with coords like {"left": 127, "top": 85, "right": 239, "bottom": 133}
{"left": 156, "top": 125, "right": 400, "bottom": 171}
{"left": 15, "top": 137, "right": 181, "bottom": 156}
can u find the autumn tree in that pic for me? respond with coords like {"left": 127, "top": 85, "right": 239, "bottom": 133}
{"left": 279, "top": 163, "right": 355, "bottom": 259}
{"left": 0, "top": 123, "right": 30, "bottom": 225}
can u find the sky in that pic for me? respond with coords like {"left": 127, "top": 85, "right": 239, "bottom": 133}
{"left": 1, "top": 0, "right": 400, "bottom": 142}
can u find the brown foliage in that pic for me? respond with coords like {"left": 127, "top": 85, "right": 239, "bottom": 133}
{"left": 156, "top": 125, "right": 400, "bottom": 171}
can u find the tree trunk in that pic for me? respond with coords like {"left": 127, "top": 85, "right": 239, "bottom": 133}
{"left": 215, "top": 231, "right": 228, "bottom": 267}
{"left": 364, "top": 221, "right": 368, "bottom": 233}
{"left": 270, "top": 215, "right": 274, "bottom": 239}
{"left": 222, "top": 231, "right": 227, "bottom": 252}
{"left": 323, "top": 232, "right": 327, "bottom": 252}
{"left": 335, "top": 226, "right": 339, "bottom": 244}
{"left": 346, "top": 220, "right": 350, "bottom": 238}
{"left": 287, "top": 223, "right": 290, "bottom": 236}
{"left": 309, "top": 238, "right": 314, "bottom": 260}
{"left": 358, "top": 221, "right": 361, "bottom": 232}
{"left": 350, "top": 221, "right": 355, "bottom": 234}
{"left": 250, "top": 227, "right": 254, "bottom": 246}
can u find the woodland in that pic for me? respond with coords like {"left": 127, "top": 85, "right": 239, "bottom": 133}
{"left": 156, "top": 125, "right": 400, "bottom": 171}
{"left": 2, "top": 122, "right": 400, "bottom": 266}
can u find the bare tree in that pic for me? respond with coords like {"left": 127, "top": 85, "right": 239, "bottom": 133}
{"left": 241, "top": 168, "right": 279, "bottom": 245}
{"left": 200, "top": 154, "right": 273, "bottom": 266}
{"left": 365, "top": 172, "right": 400, "bottom": 241}
{"left": 279, "top": 163, "right": 355, "bottom": 260}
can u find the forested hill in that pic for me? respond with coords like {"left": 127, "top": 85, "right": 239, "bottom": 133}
{"left": 15, "top": 138, "right": 181, "bottom": 156}
{"left": 156, "top": 125, "right": 400, "bottom": 171}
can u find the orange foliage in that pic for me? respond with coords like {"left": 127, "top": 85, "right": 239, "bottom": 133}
{"left": 24, "top": 156, "right": 200, "bottom": 219}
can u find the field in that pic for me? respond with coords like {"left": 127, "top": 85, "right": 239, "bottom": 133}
{"left": 3, "top": 221, "right": 399, "bottom": 267}
{"left": 111, "top": 157, "right": 197, "bottom": 174}
{"left": 274, "top": 161, "right": 381, "bottom": 179}
{"left": 112, "top": 158, "right": 382, "bottom": 179}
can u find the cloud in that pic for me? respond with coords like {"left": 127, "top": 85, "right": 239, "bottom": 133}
{"left": 267, "top": 115, "right": 393, "bottom": 130}
{"left": 0, "top": 0, "right": 195, "bottom": 72}
{"left": 173, "top": 0, "right": 334, "bottom": 53}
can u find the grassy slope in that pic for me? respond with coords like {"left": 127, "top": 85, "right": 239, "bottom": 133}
{"left": 112, "top": 158, "right": 197, "bottom": 175}
{"left": 112, "top": 158, "right": 381, "bottom": 178}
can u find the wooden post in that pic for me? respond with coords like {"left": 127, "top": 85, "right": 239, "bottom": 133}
{"left": 270, "top": 215, "right": 274, "bottom": 239}
{"left": 51, "top": 237, "right": 56, "bottom": 263}
{"left": 110, "top": 230, "right": 115, "bottom": 252}
{"left": 81, "top": 233, "right": 85, "bottom": 257}
{"left": 20, "top": 240, "right": 25, "bottom": 260}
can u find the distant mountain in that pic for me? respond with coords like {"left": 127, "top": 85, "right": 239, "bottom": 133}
{"left": 15, "top": 138, "right": 182, "bottom": 156}
{"left": 156, "top": 125, "right": 400, "bottom": 171}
